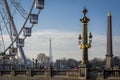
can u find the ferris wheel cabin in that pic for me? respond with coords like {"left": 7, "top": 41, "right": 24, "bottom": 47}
{"left": 9, "top": 48, "right": 17, "bottom": 56}
{"left": 18, "top": 39, "right": 24, "bottom": 47}
{"left": 23, "top": 27, "right": 31, "bottom": 37}
{"left": 35, "top": 0, "right": 44, "bottom": 9}
{"left": 30, "top": 14, "right": 38, "bottom": 24}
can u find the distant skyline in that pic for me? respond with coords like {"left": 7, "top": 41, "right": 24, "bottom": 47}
{"left": 1, "top": 0, "right": 120, "bottom": 61}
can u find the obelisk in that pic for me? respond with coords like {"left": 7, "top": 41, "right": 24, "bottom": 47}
{"left": 106, "top": 11, "right": 113, "bottom": 69}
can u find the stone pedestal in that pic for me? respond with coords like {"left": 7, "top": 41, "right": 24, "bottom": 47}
{"left": 11, "top": 70, "right": 15, "bottom": 76}
{"left": 78, "top": 64, "right": 88, "bottom": 80}
{"left": 45, "top": 69, "right": 52, "bottom": 77}
{"left": 26, "top": 70, "right": 32, "bottom": 77}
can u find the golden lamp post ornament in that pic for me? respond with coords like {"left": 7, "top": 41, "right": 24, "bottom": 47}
{"left": 78, "top": 8, "right": 93, "bottom": 65}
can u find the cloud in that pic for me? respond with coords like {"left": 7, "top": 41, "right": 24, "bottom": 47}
{"left": 1, "top": 29, "right": 120, "bottom": 61}
{"left": 24, "top": 30, "right": 81, "bottom": 61}
{"left": 24, "top": 29, "right": 120, "bottom": 61}
{"left": 113, "top": 36, "right": 120, "bottom": 56}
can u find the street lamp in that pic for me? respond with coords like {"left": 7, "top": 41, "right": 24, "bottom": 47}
{"left": 78, "top": 7, "right": 93, "bottom": 65}
{"left": 32, "top": 58, "right": 34, "bottom": 69}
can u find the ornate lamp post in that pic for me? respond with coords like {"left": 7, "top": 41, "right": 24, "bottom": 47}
{"left": 78, "top": 7, "right": 92, "bottom": 66}
{"left": 35, "top": 59, "right": 38, "bottom": 69}
{"left": 32, "top": 58, "right": 34, "bottom": 69}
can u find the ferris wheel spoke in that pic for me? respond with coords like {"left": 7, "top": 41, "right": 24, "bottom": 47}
{"left": 10, "top": 0, "right": 28, "bottom": 19}
{"left": 0, "top": 11, "right": 13, "bottom": 42}
{"left": 0, "top": 25, "right": 5, "bottom": 51}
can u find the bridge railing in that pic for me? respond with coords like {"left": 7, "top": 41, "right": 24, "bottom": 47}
{"left": 1, "top": 68, "right": 120, "bottom": 79}
{"left": 0, "top": 69, "right": 79, "bottom": 78}
{"left": 97, "top": 69, "right": 120, "bottom": 79}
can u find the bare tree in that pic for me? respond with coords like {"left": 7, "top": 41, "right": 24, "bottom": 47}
{"left": 89, "top": 57, "right": 105, "bottom": 68}
{"left": 37, "top": 53, "right": 50, "bottom": 68}
{"left": 112, "top": 56, "right": 120, "bottom": 66}
{"left": 54, "top": 58, "right": 79, "bottom": 69}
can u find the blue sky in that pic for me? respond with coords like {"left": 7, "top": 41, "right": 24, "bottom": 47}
{"left": 36, "top": 0, "right": 120, "bottom": 34}
{"left": 2, "top": 0, "right": 120, "bottom": 35}
{"left": 1, "top": 0, "right": 120, "bottom": 61}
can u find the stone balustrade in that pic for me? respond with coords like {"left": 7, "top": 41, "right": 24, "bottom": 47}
{"left": 0, "top": 69, "right": 120, "bottom": 80}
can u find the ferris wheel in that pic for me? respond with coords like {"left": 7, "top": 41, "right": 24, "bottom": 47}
{"left": 0, "top": 0, "right": 44, "bottom": 64}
